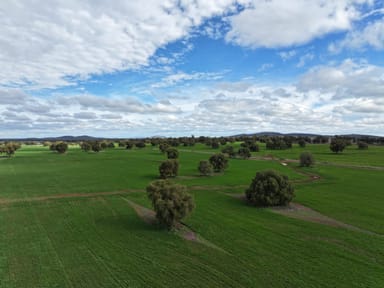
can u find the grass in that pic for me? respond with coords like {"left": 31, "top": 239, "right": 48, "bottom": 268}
{"left": 0, "top": 144, "right": 383, "bottom": 287}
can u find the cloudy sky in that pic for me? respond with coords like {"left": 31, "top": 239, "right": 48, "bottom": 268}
{"left": 1, "top": 0, "right": 383, "bottom": 138}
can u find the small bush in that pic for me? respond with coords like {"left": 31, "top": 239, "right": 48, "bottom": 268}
{"left": 166, "top": 148, "right": 179, "bottom": 159}
{"left": 146, "top": 180, "right": 195, "bottom": 229}
{"left": 300, "top": 152, "right": 314, "bottom": 167}
{"left": 159, "top": 159, "right": 179, "bottom": 179}
{"left": 198, "top": 160, "right": 213, "bottom": 176}
{"left": 209, "top": 153, "right": 228, "bottom": 172}
{"left": 245, "top": 170, "right": 294, "bottom": 206}
{"left": 238, "top": 147, "right": 251, "bottom": 159}
{"left": 357, "top": 141, "right": 368, "bottom": 150}
{"left": 330, "top": 138, "right": 347, "bottom": 153}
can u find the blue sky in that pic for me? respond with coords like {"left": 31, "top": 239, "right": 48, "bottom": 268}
{"left": 0, "top": 0, "right": 383, "bottom": 138}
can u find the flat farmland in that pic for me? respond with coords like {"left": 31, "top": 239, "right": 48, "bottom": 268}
{"left": 0, "top": 144, "right": 383, "bottom": 287}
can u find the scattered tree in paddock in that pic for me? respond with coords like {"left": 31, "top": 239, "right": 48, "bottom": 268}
{"left": 198, "top": 160, "right": 213, "bottom": 176}
{"left": 330, "top": 138, "right": 347, "bottom": 154}
{"left": 0, "top": 142, "right": 21, "bottom": 157}
{"left": 238, "top": 147, "right": 251, "bottom": 159}
{"left": 146, "top": 180, "right": 194, "bottom": 229}
{"left": 209, "top": 153, "right": 228, "bottom": 172}
{"left": 211, "top": 141, "right": 220, "bottom": 149}
{"left": 91, "top": 142, "right": 102, "bottom": 153}
{"left": 50, "top": 142, "right": 68, "bottom": 154}
{"left": 357, "top": 141, "right": 368, "bottom": 150}
{"left": 100, "top": 142, "right": 108, "bottom": 150}
{"left": 159, "top": 159, "right": 179, "bottom": 179}
{"left": 245, "top": 170, "right": 294, "bottom": 207}
{"left": 126, "top": 141, "right": 134, "bottom": 150}
{"left": 80, "top": 142, "right": 91, "bottom": 152}
{"left": 135, "top": 141, "right": 146, "bottom": 148}
{"left": 221, "top": 145, "right": 236, "bottom": 158}
{"left": 298, "top": 139, "right": 306, "bottom": 148}
{"left": 300, "top": 152, "right": 314, "bottom": 167}
{"left": 159, "top": 143, "right": 170, "bottom": 153}
{"left": 166, "top": 148, "right": 179, "bottom": 159}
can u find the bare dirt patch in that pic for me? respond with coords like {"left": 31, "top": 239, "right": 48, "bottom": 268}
{"left": 270, "top": 203, "right": 382, "bottom": 237}
{"left": 0, "top": 189, "right": 144, "bottom": 205}
{"left": 121, "top": 197, "right": 228, "bottom": 253}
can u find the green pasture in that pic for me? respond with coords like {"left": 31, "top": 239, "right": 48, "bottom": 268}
{"left": 0, "top": 144, "right": 383, "bottom": 287}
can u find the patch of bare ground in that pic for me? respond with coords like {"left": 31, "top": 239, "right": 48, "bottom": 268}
{"left": 270, "top": 203, "right": 383, "bottom": 237}
{"left": 226, "top": 193, "right": 382, "bottom": 237}
{"left": 0, "top": 189, "right": 143, "bottom": 205}
{"left": 190, "top": 185, "right": 247, "bottom": 191}
{"left": 121, "top": 197, "right": 228, "bottom": 253}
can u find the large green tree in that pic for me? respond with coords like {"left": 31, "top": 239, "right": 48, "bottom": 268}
{"left": 146, "top": 180, "right": 194, "bottom": 229}
{"left": 330, "top": 138, "right": 347, "bottom": 153}
{"left": 209, "top": 153, "right": 228, "bottom": 172}
{"left": 159, "top": 159, "right": 179, "bottom": 179}
{"left": 245, "top": 170, "right": 294, "bottom": 206}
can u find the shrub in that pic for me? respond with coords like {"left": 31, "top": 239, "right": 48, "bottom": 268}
{"left": 146, "top": 180, "right": 194, "bottom": 229}
{"left": 159, "top": 159, "right": 179, "bottom": 178}
{"left": 159, "top": 143, "right": 170, "bottom": 153}
{"left": 238, "top": 147, "right": 251, "bottom": 159}
{"left": 221, "top": 145, "right": 236, "bottom": 158}
{"left": 52, "top": 142, "right": 68, "bottom": 154}
{"left": 300, "top": 152, "right": 314, "bottom": 167}
{"left": 357, "top": 141, "right": 368, "bottom": 150}
{"left": 91, "top": 142, "right": 102, "bottom": 153}
{"left": 80, "top": 142, "right": 91, "bottom": 152}
{"left": 198, "top": 160, "right": 213, "bottom": 176}
{"left": 126, "top": 141, "right": 134, "bottom": 149}
{"left": 209, "top": 153, "right": 228, "bottom": 172}
{"left": 166, "top": 148, "right": 179, "bottom": 159}
{"left": 298, "top": 139, "right": 306, "bottom": 148}
{"left": 330, "top": 138, "right": 347, "bottom": 153}
{"left": 245, "top": 170, "right": 294, "bottom": 206}
{"left": 135, "top": 141, "right": 146, "bottom": 148}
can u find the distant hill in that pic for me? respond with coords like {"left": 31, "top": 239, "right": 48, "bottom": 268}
{"left": 1, "top": 132, "right": 382, "bottom": 142}
{"left": 0, "top": 135, "right": 104, "bottom": 142}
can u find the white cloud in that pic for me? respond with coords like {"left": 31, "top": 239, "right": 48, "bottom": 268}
{"left": 225, "top": 0, "right": 367, "bottom": 48}
{"left": 298, "top": 59, "right": 384, "bottom": 99}
{"left": 152, "top": 71, "right": 226, "bottom": 88}
{"left": 329, "top": 17, "right": 384, "bottom": 52}
{"left": 0, "top": 0, "right": 237, "bottom": 89}
{"left": 296, "top": 53, "right": 314, "bottom": 67}
{"left": 278, "top": 50, "right": 297, "bottom": 61}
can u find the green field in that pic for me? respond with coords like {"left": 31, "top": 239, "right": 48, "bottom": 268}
{"left": 0, "top": 144, "right": 383, "bottom": 287}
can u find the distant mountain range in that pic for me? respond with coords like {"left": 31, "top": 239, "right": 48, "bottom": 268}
{"left": 0, "top": 132, "right": 382, "bottom": 142}
{"left": 233, "top": 132, "right": 383, "bottom": 138}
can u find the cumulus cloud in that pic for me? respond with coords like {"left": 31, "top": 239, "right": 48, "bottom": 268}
{"left": 0, "top": 0, "right": 238, "bottom": 89}
{"left": 329, "top": 17, "right": 384, "bottom": 52}
{"left": 152, "top": 71, "right": 226, "bottom": 88}
{"left": 225, "top": 0, "right": 367, "bottom": 48}
{"left": 298, "top": 59, "right": 384, "bottom": 99}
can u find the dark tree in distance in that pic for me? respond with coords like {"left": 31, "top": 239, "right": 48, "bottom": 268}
{"left": 238, "top": 147, "right": 251, "bottom": 159}
{"left": 159, "top": 159, "right": 179, "bottom": 179}
{"left": 221, "top": 145, "right": 236, "bottom": 158}
{"left": 80, "top": 142, "right": 91, "bottom": 152}
{"left": 166, "top": 148, "right": 179, "bottom": 159}
{"left": 55, "top": 142, "right": 68, "bottom": 154}
{"left": 91, "top": 142, "right": 102, "bottom": 153}
{"left": 299, "top": 151, "right": 314, "bottom": 167}
{"left": 357, "top": 141, "right": 368, "bottom": 150}
{"left": 198, "top": 160, "right": 213, "bottom": 176}
{"left": 209, "top": 153, "right": 228, "bottom": 172}
{"left": 330, "top": 138, "right": 347, "bottom": 154}
{"left": 298, "top": 139, "right": 306, "bottom": 148}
